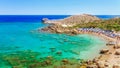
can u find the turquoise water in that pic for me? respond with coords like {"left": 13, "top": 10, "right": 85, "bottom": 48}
{"left": 0, "top": 22, "right": 107, "bottom": 67}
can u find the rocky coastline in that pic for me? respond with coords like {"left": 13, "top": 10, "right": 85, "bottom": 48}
{"left": 41, "top": 14, "right": 101, "bottom": 34}
{"left": 40, "top": 24, "right": 79, "bottom": 35}
{"left": 40, "top": 14, "right": 120, "bottom": 68}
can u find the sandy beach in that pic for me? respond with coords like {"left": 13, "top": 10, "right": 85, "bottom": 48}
{"left": 77, "top": 30, "right": 120, "bottom": 68}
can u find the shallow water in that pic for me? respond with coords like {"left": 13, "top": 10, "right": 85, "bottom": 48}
{"left": 0, "top": 22, "right": 107, "bottom": 67}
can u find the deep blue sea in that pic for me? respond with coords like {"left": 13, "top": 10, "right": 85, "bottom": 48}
{"left": 0, "top": 15, "right": 119, "bottom": 67}
{"left": 0, "top": 15, "right": 120, "bottom": 22}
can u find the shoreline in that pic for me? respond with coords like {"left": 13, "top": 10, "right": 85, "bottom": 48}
{"left": 76, "top": 30, "right": 120, "bottom": 67}
{"left": 41, "top": 26, "right": 120, "bottom": 67}
{"left": 77, "top": 31, "right": 116, "bottom": 42}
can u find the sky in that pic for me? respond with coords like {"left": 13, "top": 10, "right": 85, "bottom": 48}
{"left": 0, "top": 0, "right": 120, "bottom": 15}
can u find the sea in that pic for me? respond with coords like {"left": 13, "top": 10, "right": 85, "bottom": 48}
{"left": 0, "top": 15, "right": 119, "bottom": 68}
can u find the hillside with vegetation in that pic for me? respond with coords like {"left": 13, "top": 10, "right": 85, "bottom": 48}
{"left": 72, "top": 18, "right": 120, "bottom": 31}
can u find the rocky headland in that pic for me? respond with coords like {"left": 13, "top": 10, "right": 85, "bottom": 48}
{"left": 42, "top": 14, "right": 101, "bottom": 27}
{"left": 41, "top": 14, "right": 101, "bottom": 34}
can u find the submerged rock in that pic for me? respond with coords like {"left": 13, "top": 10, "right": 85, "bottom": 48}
{"left": 100, "top": 49, "right": 109, "bottom": 54}
{"left": 47, "top": 56, "right": 53, "bottom": 59}
{"left": 62, "top": 59, "right": 69, "bottom": 65}
{"left": 86, "top": 60, "right": 93, "bottom": 65}
{"left": 56, "top": 51, "right": 62, "bottom": 55}
{"left": 45, "top": 60, "right": 51, "bottom": 65}
{"left": 49, "top": 47, "right": 56, "bottom": 52}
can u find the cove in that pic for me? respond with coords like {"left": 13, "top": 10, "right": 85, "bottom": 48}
{"left": 0, "top": 22, "right": 107, "bottom": 67}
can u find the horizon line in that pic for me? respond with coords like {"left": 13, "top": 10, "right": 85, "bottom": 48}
{"left": 0, "top": 14, "right": 120, "bottom": 15}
